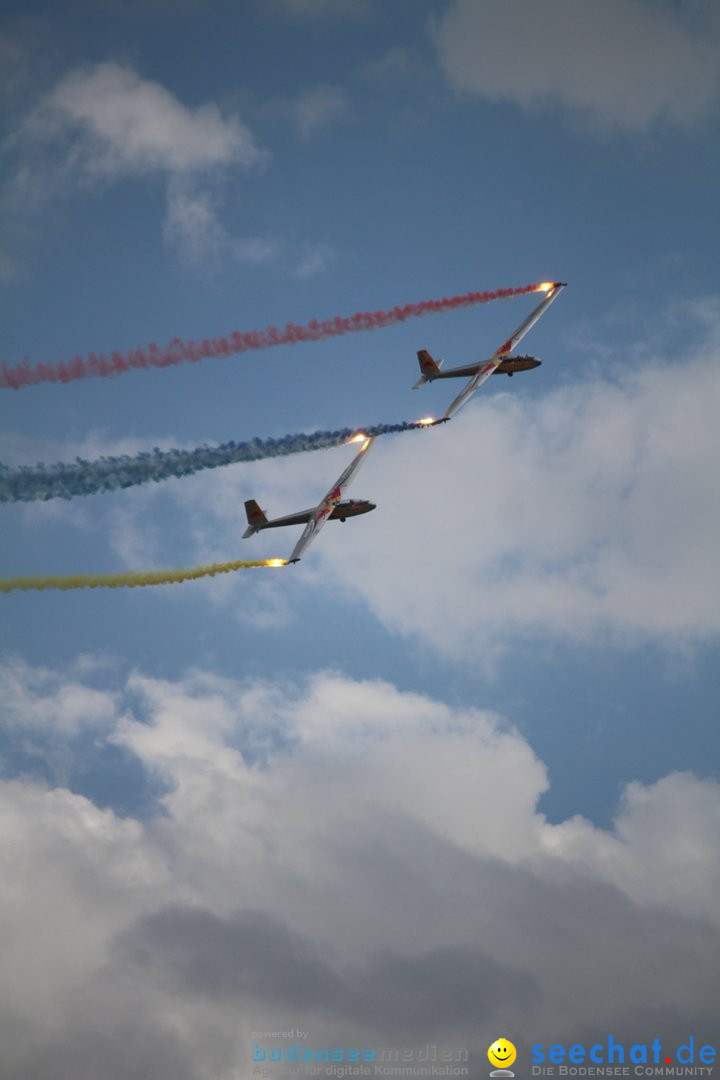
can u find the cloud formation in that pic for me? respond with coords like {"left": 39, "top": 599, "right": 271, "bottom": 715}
{"left": 12, "top": 299, "right": 717, "bottom": 657}
{"left": 0, "top": 661, "right": 718, "bottom": 1078}
{"left": 163, "top": 181, "right": 278, "bottom": 267}
{"left": 292, "top": 84, "right": 349, "bottom": 139}
{"left": 140, "top": 306, "right": 720, "bottom": 661}
{"left": 3, "top": 61, "right": 343, "bottom": 273}
{"left": 25, "top": 61, "right": 263, "bottom": 178}
{"left": 432, "top": 0, "right": 720, "bottom": 132}
{"left": 0, "top": 655, "right": 117, "bottom": 736}
{"left": 4, "top": 61, "right": 267, "bottom": 269}
{"left": 313, "top": 328, "right": 720, "bottom": 659}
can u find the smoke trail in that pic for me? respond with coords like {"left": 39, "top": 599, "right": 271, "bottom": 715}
{"left": 0, "top": 557, "right": 286, "bottom": 593}
{"left": 1, "top": 420, "right": 429, "bottom": 503}
{"left": 1, "top": 282, "right": 547, "bottom": 390}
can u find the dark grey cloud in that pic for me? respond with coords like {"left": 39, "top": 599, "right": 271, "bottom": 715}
{"left": 0, "top": 1001, "right": 197, "bottom": 1080}
{"left": 118, "top": 902, "right": 540, "bottom": 1039}
{"left": 1, "top": 667, "right": 718, "bottom": 1079}
{"left": 119, "top": 906, "right": 347, "bottom": 1007}
{"left": 113, "top": 845, "right": 719, "bottom": 1048}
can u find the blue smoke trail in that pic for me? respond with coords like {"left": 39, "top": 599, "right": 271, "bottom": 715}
{"left": 0, "top": 421, "right": 429, "bottom": 503}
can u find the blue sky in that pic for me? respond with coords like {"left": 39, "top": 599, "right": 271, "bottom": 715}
{"left": 2, "top": 2, "right": 720, "bottom": 1076}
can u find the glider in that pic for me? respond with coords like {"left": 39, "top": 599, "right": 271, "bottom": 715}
{"left": 242, "top": 435, "right": 375, "bottom": 563}
{"left": 413, "top": 282, "right": 566, "bottom": 420}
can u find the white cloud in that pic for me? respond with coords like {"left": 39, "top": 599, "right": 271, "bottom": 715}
{"left": 162, "top": 183, "right": 231, "bottom": 265}
{"left": 0, "top": 660, "right": 718, "bottom": 1076}
{"left": 293, "top": 240, "right": 334, "bottom": 277}
{"left": 26, "top": 61, "right": 263, "bottom": 178}
{"left": 312, "top": 334, "right": 720, "bottom": 660}
{"left": 9, "top": 306, "right": 719, "bottom": 655}
{"left": 161, "top": 183, "right": 326, "bottom": 269}
{"left": 543, "top": 772, "right": 720, "bottom": 926}
{"left": 292, "top": 84, "right": 349, "bottom": 139}
{"left": 0, "top": 776, "right": 167, "bottom": 1026}
{"left": 144, "top": 308, "right": 720, "bottom": 661}
{"left": 432, "top": 0, "right": 720, "bottom": 132}
{"left": 0, "top": 655, "right": 117, "bottom": 737}
{"left": 163, "top": 181, "right": 280, "bottom": 268}
{"left": 3, "top": 62, "right": 338, "bottom": 274}
{"left": 3, "top": 62, "right": 271, "bottom": 270}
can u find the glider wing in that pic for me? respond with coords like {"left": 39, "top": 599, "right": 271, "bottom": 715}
{"left": 288, "top": 436, "right": 375, "bottom": 562}
{"left": 441, "top": 283, "right": 566, "bottom": 420}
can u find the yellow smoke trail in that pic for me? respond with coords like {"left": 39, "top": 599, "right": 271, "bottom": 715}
{"left": 0, "top": 557, "right": 287, "bottom": 593}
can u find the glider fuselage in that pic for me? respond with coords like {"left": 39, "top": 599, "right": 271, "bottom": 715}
{"left": 428, "top": 354, "right": 542, "bottom": 380}
{"left": 251, "top": 499, "right": 375, "bottom": 530}
{"left": 413, "top": 282, "right": 566, "bottom": 418}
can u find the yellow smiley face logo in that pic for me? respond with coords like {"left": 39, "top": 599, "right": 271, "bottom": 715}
{"left": 488, "top": 1039, "right": 517, "bottom": 1069}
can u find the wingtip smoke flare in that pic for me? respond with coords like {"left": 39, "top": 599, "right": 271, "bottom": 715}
{"left": 0, "top": 557, "right": 286, "bottom": 593}
{"left": 0, "top": 420, "right": 430, "bottom": 503}
{"left": 1, "top": 283, "right": 544, "bottom": 390}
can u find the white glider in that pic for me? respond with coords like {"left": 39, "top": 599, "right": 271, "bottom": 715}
{"left": 243, "top": 436, "right": 375, "bottom": 563}
{"left": 414, "top": 282, "right": 566, "bottom": 420}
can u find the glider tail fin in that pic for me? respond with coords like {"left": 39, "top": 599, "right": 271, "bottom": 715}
{"left": 413, "top": 349, "right": 443, "bottom": 389}
{"left": 243, "top": 499, "right": 268, "bottom": 538}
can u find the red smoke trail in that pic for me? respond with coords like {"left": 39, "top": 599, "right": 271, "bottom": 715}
{"left": 1, "top": 283, "right": 547, "bottom": 390}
